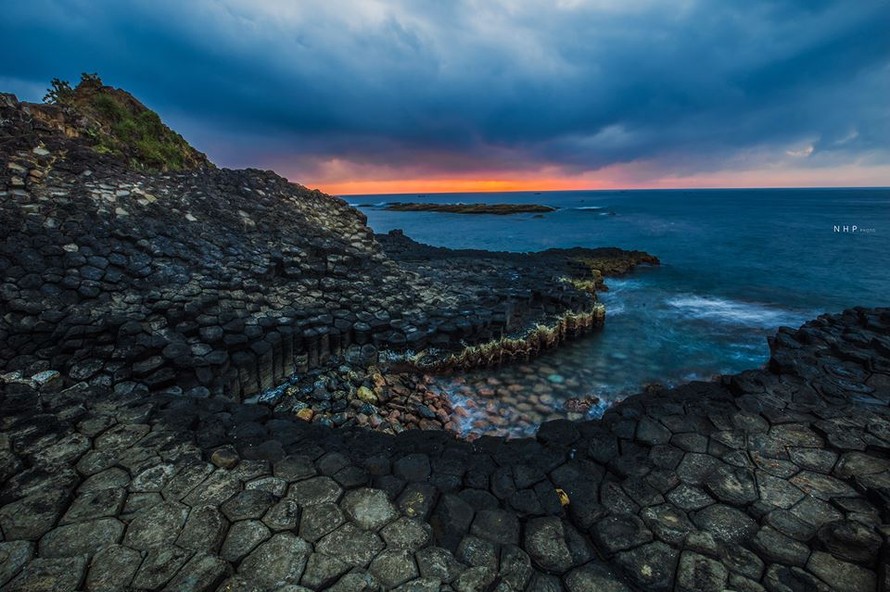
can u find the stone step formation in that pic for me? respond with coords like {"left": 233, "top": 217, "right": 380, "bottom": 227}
{"left": 2, "top": 307, "right": 890, "bottom": 591}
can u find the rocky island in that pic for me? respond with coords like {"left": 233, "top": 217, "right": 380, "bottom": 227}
{"left": 1, "top": 77, "right": 889, "bottom": 592}
{"left": 383, "top": 203, "right": 557, "bottom": 215}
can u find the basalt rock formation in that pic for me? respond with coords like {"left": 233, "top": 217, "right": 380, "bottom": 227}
{"left": 0, "top": 84, "right": 655, "bottom": 422}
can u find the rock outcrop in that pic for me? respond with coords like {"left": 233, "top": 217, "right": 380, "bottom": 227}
{"left": 1, "top": 307, "right": 889, "bottom": 591}
{"left": 0, "top": 85, "right": 656, "bottom": 416}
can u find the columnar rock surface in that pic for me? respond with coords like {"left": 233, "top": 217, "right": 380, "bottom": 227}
{"left": 0, "top": 92, "right": 654, "bottom": 408}
{"left": 1, "top": 308, "right": 889, "bottom": 591}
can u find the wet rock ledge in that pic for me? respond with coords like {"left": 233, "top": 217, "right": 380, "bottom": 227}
{"left": 2, "top": 308, "right": 889, "bottom": 591}
{"left": 0, "top": 87, "right": 656, "bottom": 434}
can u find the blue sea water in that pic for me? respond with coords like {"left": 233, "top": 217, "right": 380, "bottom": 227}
{"left": 346, "top": 188, "right": 890, "bottom": 435}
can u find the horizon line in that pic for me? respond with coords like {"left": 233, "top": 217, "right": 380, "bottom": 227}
{"left": 328, "top": 184, "right": 890, "bottom": 197}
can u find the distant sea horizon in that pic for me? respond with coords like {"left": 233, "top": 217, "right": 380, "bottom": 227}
{"left": 335, "top": 184, "right": 890, "bottom": 197}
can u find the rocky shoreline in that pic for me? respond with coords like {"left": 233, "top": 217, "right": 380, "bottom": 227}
{"left": 2, "top": 308, "right": 889, "bottom": 591}
{"left": 1, "top": 87, "right": 658, "bottom": 435}
{"left": 3, "top": 82, "right": 890, "bottom": 591}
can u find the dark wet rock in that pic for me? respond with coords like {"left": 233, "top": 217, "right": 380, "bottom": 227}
{"left": 676, "top": 551, "right": 728, "bottom": 592}
{"left": 263, "top": 497, "right": 301, "bottom": 531}
{"left": 498, "top": 544, "right": 533, "bottom": 591}
{"left": 806, "top": 551, "right": 876, "bottom": 592}
{"left": 0, "top": 490, "right": 70, "bottom": 540}
{"left": 301, "top": 553, "right": 350, "bottom": 590}
{"left": 416, "top": 546, "right": 466, "bottom": 583}
{"left": 162, "top": 553, "right": 229, "bottom": 592}
{"left": 381, "top": 517, "right": 432, "bottom": 551}
{"left": 456, "top": 535, "right": 499, "bottom": 572}
{"left": 342, "top": 487, "right": 398, "bottom": 530}
{"left": 704, "top": 464, "right": 758, "bottom": 505}
{"left": 816, "top": 519, "right": 882, "bottom": 564}
{"left": 0, "top": 541, "right": 33, "bottom": 588}
{"left": 289, "top": 476, "right": 343, "bottom": 506}
{"left": 38, "top": 517, "right": 124, "bottom": 558}
{"left": 393, "top": 453, "right": 431, "bottom": 482}
{"left": 131, "top": 545, "right": 192, "bottom": 590}
{"left": 299, "top": 503, "right": 346, "bottom": 542}
{"left": 470, "top": 508, "right": 520, "bottom": 546}
{"left": 750, "top": 526, "right": 810, "bottom": 566}
{"left": 317, "top": 523, "right": 385, "bottom": 565}
{"left": 614, "top": 541, "right": 678, "bottom": 592}
{"left": 177, "top": 505, "right": 229, "bottom": 553}
{"left": 666, "top": 483, "right": 714, "bottom": 511}
{"left": 454, "top": 566, "right": 496, "bottom": 592}
{"left": 591, "top": 513, "right": 653, "bottom": 555}
{"left": 692, "top": 503, "right": 758, "bottom": 544}
{"left": 123, "top": 500, "right": 189, "bottom": 549}
{"left": 524, "top": 517, "right": 575, "bottom": 573}
{"left": 210, "top": 445, "right": 240, "bottom": 469}
{"left": 221, "top": 489, "right": 276, "bottom": 522}
{"left": 565, "top": 561, "right": 633, "bottom": 592}
{"left": 5, "top": 556, "right": 87, "bottom": 592}
{"left": 430, "top": 494, "right": 475, "bottom": 551}
{"left": 237, "top": 533, "right": 312, "bottom": 589}
{"left": 369, "top": 550, "right": 418, "bottom": 588}
{"left": 62, "top": 489, "right": 126, "bottom": 524}
{"left": 220, "top": 519, "right": 271, "bottom": 561}
{"left": 85, "top": 544, "right": 142, "bottom": 592}
{"left": 640, "top": 503, "right": 695, "bottom": 545}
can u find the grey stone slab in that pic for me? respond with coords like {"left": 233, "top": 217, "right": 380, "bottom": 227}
{"left": 342, "top": 487, "right": 398, "bottom": 530}
{"left": 806, "top": 551, "right": 876, "bottom": 592}
{"left": 238, "top": 533, "right": 312, "bottom": 589}
{"left": 39, "top": 518, "right": 124, "bottom": 558}
{"left": 0, "top": 541, "right": 33, "bottom": 588}
{"left": 221, "top": 519, "right": 271, "bottom": 562}
{"left": 5, "top": 556, "right": 87, "bottom": 592}
{"left": 614, "top": 541, "right": 678, "bottom": 592}
{"left": 316, "top": 523, "right": 385, "bottom": 566}
{"left": 369, "top": 550, "right": 418, "bottom": 588}
{"left": 300, "top": 553, "right": 351, "bottom": 590}
{"left": 524, "top": 517, "right": 574, "bottom": 573}
{"left": 85, "top": 544, "right": 142, "bottom": 592}
{"left": 221, "top": 489, "right": 276, "bottom": 521}
{"left": 123, "top": 499, "right": 189, "bottom": 549}
{"left": 177, "top": 505, "right": 229, "bottom": 553}
{"left": 0, "top": 489, "right": 69, "bottom": 540}
{"left": 565, "top": 561, "right": 633, "bottom": 592}
{"left": 381, "top": 517, "right": 432, "bottom": 551}
{"left": 299, "top": 503, "right": 345, "bottom": 542}
{"left": 676, "top": 551, "right": 728, "bottom": 592}
{"left": 161, "top": 553, "right": 229, "bottom": 592}
{"left": 289, "top": 476, "right": 343, "bottom": 506}
{"left": 61, "top": 488, "right": 126, "bottom": 524}
{"left": 263, "top": 497, "right": 301, "bottom": 531}
{"left": 692, "top": 504, "right": 757, "bottom": 544}
{"left": 132, "top": 545, "right": 192, "bottom": 590}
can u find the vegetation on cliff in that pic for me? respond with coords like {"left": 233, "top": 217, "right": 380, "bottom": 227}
{"left": 43, "top": 73, "right": 211, "bottom": 171}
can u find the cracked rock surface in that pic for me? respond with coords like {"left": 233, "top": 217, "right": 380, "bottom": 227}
{"left": 1, "top": 307, "right": 889, "bottom": 591}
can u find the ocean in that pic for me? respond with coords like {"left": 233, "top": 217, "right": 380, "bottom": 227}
{"left": 346, "top": 188, "right": 890, "bottom": 436}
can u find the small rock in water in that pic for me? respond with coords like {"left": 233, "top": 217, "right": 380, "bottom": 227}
{"left": 564, "top": 396, "right": 600, "bottom": 413}
{"left": 211, "top": 446, "right": 240, "bottom": 470}
{"left": 547, "top": 374, "right": 565, "bottom": 384}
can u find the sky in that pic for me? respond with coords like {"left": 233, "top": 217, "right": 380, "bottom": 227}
{"left": 2, "top": 0, "right": 889, "bottom": 195}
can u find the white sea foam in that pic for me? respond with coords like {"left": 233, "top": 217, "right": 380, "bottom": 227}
{"left": 666, "top": 294, "right": 802, "bottom": 326}
{"left": 574, "top": 206, "right": 605, "bottom": 211}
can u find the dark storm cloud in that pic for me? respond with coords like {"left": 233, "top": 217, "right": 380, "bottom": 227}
{"left": 2, "top": 0, "right": 888, "bottom": 179}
